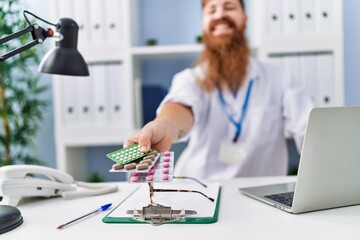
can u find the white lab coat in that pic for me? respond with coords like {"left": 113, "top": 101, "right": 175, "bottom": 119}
{"left": 158, "top": 58, "right": 314, "bottom": 180}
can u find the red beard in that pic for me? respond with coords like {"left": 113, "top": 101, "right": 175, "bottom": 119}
{"left": 197, "top": 16, "right": 250, "bottom": 92}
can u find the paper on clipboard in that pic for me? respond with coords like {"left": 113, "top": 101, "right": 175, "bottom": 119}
{"left": 103, "top": 180, "right": 221, "bottom": 223}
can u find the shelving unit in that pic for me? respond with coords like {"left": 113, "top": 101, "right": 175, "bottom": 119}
{"left": 50, "top": 0, "right": 202, "bottom": 180}
{"left": 50, "top": 0, "right": 344, "bottom": 180}
{"left": 251, "top": 0, "right": 344, "bottom": 107}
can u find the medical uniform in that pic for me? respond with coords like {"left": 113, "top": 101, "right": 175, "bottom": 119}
{"left": 159, "top": 58, "right": 314, "bottom": 180}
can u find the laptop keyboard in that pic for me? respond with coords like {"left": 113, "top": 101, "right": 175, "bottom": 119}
{"left": 264, "top": 192, "right": 294, "bottom": 207}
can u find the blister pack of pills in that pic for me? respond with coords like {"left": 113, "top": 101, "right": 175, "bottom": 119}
{"left": 110, "top": 151, "right": 160, "bottom": 173}
{"left": 106, "top": 144, "right": 154, "bottom": 165}
{"left": 128, "top": 151, "right": 174, "bottom": 183}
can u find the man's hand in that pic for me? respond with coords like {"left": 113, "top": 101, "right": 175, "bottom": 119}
{"left": 123, "top": 118, "right": 176, "bottom": 153}
{"left": 123, "top": 102, "right": 194, "bottom": 153}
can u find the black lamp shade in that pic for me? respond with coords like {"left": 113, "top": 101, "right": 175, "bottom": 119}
{"left": 39, "top": 18, "right": 89, "bottom": 76}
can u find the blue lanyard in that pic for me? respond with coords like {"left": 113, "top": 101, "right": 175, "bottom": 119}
{"left": 217, "top": 79, "right": 254, "bottom": 143}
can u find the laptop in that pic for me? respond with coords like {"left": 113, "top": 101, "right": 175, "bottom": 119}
{"left": 239, "top": 107, "right": 360, "bottom": 213}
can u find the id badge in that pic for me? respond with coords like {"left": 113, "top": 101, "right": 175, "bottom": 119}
{"left": 218, "top": 142, "right": 247, "bottom": 165}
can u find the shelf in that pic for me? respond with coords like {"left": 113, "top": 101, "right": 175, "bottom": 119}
{"left": 131, "top": 44, "right": 203, "bottom": 57}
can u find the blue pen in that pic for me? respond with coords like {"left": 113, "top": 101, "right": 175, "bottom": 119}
{"left": 57, "top": 203, "right": 112, "bottom": 229}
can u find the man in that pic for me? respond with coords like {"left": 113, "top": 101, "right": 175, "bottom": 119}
{"left": 124, "top": 0, "right": 313, "bottom": 180}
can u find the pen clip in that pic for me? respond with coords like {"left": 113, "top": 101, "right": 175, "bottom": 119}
{"left": 126, "top": 203, "right": 197, "bottom": 226}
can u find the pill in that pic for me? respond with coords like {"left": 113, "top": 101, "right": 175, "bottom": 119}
{"left": 143, "top": 155, "right": 155, "bottom": 160}
{"left": 140, "top": 159, "right": 153, "bottom": 165}
{"left": 163, "top": 157, "right": 170, "bottom": 162}
{"left": 124, "top": 163, "right": 136, "bottom": 170}
{"left": 130, "top": 176, "right": 139, "bottom": 182}
{"left": 131, "top": 172, "right": 139, "bottom": 176}
{"left": 164, "top": 151, "right": 171, "bottom": 156}
{"left": 147, "top": 169, "right": 155, "bottom": 175}
{"left": 112, "top": 164, "right": 124, "bottom": 170}
{"left": 162, "top": 174, "right": 169, "bottom": 180}
{"left": 162, "top": 162, "right": 170, "bottom": 168}
{"left": 148, "top": 151, "right": 158, "bottom": 156}
{"left": 162, "top": 168, "right": 169, "bottom": 174}
{"left": 136, "top": 163, "right": 149, "bottom": 170}
{"left": 146, "top": 175, "right": 154, "bottom": 181}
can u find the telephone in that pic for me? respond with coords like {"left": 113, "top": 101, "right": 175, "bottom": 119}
{"left": 0, "top": 165, "right": 118, "bottom": 206}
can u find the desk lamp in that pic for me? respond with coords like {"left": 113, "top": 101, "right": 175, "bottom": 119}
{"left": 0, "top": 10, "right": 89, "bottom": 234}
{"left": 0, "top": 10, "right": 89, "bottom": 76}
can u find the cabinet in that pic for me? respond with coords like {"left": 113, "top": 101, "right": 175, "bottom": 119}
{"left": 50, "top": 0, "right": 202, "bottom": 180}
{"left": 250, "top": 0, "right": 344, "bottom": 107}
{"left": 50, "top": 0, "right": 344, "bottom": 180}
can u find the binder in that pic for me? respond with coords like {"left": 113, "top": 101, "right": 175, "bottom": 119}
{"left": 266, "top": 0, "right": 283, "bottom": 36}
{"left": 104, "top": 0, "right": 125, "bottom": 46}
{"left": 315, "top": 0, "right": 334, "bottom": 33}
{"left": 316, "top": 54, "right": 334, "bottom": 107}
{"left": 90, "top": 64, "right": 109, "bottom": 125}
{"left": 61, "top": 76, "right": 78, "bottom": 126}
{"left": 56, "top": 0, "right": 73, "bottom": 19}
{"left": 103, "top": 182, "right": 221, "bottom": 224}
{"left": 75, "top": 74, "right": 93, "bottom": 125}
{"left": 107, "top": 63, "right": 127, "bottom": 126}
{"left": 299, "top": 54, "right": 317, "bottom": 104}
{"left": 283, "top": 55, "right": 301, "bottom": 88}
{"left": 300, "top": 0, "right": 316, "bottom": 34}
{"left": 282, "top": 0, "right": 300, "bottom": 35}
{"left": 73, "top": 0, "right": 90, "bottom": 47}
{"left": 89, "top": 0, "right": 105, "bottom": 45}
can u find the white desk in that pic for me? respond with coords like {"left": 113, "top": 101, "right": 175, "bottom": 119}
{"left": 3, "top": 177, "right": 360, "bottom": 240}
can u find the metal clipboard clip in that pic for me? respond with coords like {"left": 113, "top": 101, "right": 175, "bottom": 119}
{"left": 126, "top": 203, "right": 197, "bottom": 226}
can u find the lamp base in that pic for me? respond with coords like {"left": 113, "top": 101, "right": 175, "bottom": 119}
{"left": 0, "top": 205, "right": 23, "bottom": 234}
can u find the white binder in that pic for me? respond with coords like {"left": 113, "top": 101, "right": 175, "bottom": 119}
{"left": 61, "top": 76, "right": 78, "bottom": 127}
{"left": 56, "top": 0, "right": 73, "bottom": 19}
{"left": 316, "top": 54, "right": 334, "bottom": 107}
{"left": 300, "top": 0, "right": 316, "bottom": 34}
{"left": 266, "top": 0, "right": 283, "bottom": 36}
{"left": 315, "top": 0, "right": 334, "bottom": 33}
{"left": 299, "top": 54, "right": 317, "bottom": 104}
{"left": 75, "top": 75, "right": 93, "bottom": 125}
{"left": 282, "top": 0, "right": 300, "bottom": 35}
{"left": 89, "top": 0, "right": 105, "bottom": 45}
{"left": 104, "top": 0, "right": 125, "bottom": 46}
{"left": 90, "top": 65, "right": 109, "bottom": 125}
{"left": 283, "top": 55, "right": 301, "bottom": 88}
{"left": 73, "top": 0, "right": 90, "bottom": 47}
{"left": 107, "top": 63, "right": 125, "bottom": 125}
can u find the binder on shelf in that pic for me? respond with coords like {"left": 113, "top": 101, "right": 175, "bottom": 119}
{"left": 90, "top": 64, "right": 109, "bottom": 125}
{"left": 300, "top": 0, "right": 316, "bottom": 34}
{"left": 75, "top": 74, "right": 93, "bottom": 125}
{"left": 266, "top": 0, "right": 283, "bottom": 36}
{"left": 283, "top": 55, "right": 301, "bottom": 88}
{"left": 107, "top": 63, "right": 125, "bottom": 125}
{"left": 316, "top": 54, "right": 334, "bottom": 107}
{"left": 299, "top": 54, "right": 317, "bottom": 104}
{"left": 89, "top": 0, "right": 105, "bottom": 45}
{"left": 103, "top": 182, "right": 221, "bottom": 225}
{"left": 55, "top": 0, "right": 73, "bottom": 19}
{"left": 142, "top": 85, "right": 168, "bottom": 126}
{"left": 282, "top": 0, "right": 300, "bottom": 35}
{"left": 315, "top": 0, "right": 334, "bottom": 33}
{"left": 61, "top": 76, "right": 78, "bottom": 127}
{"left": 104, "top": 0, "right": 125, "bottom": 46}
{"left": 73, "top": 0, "right": 90, "bottom": 47}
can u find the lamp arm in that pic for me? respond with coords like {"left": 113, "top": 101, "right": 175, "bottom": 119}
{"left": 1, "top": 39, "right": 40, "bottom": 62}
{"left": 0, "top": 24, "right": 54, "bottom": 62}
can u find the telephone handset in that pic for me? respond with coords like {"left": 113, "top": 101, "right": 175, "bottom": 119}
{"left": 0, "top": 165, "right": 118, "bottom": 206}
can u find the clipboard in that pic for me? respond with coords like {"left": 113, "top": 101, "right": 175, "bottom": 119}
{"left": 102, "top": 182, "right": 221, "bottom": 224}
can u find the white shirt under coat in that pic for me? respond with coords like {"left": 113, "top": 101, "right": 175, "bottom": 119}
{"left": 158, "top": 58, "right": 314, "bottom": 180}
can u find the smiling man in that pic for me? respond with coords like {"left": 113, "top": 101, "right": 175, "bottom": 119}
{"left": 124, "top": 0, "right": 313, "bottom": 180}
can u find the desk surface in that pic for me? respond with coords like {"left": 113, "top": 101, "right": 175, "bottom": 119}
{"left": 3, "top": 176, "right": 359, "bottom": 240}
